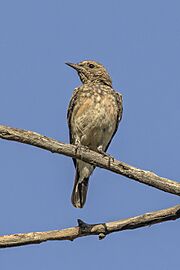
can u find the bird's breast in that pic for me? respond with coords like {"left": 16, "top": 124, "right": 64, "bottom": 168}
{"left": 72, "top": 91, "right": 118, "bottom": 150}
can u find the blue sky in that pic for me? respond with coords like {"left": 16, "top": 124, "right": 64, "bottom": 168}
{"left": 0, "top": 0, "right": 179, "bottom": 269}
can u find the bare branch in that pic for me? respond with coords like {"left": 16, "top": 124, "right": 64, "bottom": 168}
{"left": 0, "top": 125, "right": 179, "bottom": 248}
{"left": 0, "top": 124, "right": 180, "bottom": 196}
{"left": 0, "top": 204, "right": 179, "bottom": 248}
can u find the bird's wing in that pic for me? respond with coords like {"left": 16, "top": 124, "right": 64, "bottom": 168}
{"left": 67, "top": 87, "right": 81, "bottom": 167}
{"left": 105, "top": 91, "right": 123, "bottom": 152}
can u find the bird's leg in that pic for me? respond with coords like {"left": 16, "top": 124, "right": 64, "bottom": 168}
{"left": 74, "top": 137, "right": 90, "bottom": 157}
{"left": 74, "top": 138, "right": 81, "bottom": 155}
{"left": 75, "top": 138, "right": 81, "bottom": 146}
{"left": 97, "top": 145, "right": 114, "bottom": 167}
{"left": 97, "top": 145, "right": 112, "bottom": 158}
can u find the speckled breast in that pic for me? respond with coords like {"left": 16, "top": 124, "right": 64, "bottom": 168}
{"left": 71, "top": 83, "right": 118, "bottom": 150}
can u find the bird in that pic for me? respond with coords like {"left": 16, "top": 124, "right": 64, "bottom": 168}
{"left": 66, "top": 60, "right": 123, "bottom": 208}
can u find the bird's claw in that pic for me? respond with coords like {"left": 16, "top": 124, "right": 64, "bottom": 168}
{"left": 97, "top": 146, "right": 114, "bottom": 167}
{"left": 74, "top": 138, "right": 90, "bottom": 155}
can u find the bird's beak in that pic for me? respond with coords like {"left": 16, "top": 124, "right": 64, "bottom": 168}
{"left": 65, "top": 62, "right": 79, "bottom": 71}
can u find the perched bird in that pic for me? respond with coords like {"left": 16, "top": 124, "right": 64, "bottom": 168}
{"left": 66, "top": 60, "right": 123, "bottom": 208}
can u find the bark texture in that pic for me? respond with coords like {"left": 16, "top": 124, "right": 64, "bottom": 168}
{"left": 0, "top": 205, "right": 179, "bottom": 248}
{"left": 0, "top": 125, "right": 179, "bottom": 196}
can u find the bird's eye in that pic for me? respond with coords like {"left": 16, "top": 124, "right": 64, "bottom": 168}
{"left": 89, "top": 63, "right": 95, "bottom": 68}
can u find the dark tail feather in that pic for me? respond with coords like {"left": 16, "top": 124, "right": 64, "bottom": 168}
{"left": 71, "top": 170, "right": 89, "bottom": 208}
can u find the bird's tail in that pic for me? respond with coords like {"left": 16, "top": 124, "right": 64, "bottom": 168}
{"left": 71, "top": 169, "right": 89, "bottom": 208}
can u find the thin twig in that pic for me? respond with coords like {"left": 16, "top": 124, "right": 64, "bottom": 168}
{"left": 0, "top": 204, "right": 179, "bottom": 248}
{"left": 0, "top": 124, "right": 180, "bottom": 196}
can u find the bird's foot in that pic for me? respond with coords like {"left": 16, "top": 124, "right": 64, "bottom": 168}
{"left": 97, "top": 145, "right": 114, "bottom": 167}
{"left": 74, "top": 139, "right": 90, "bottom": 154}
{"left": 74, "top": 138, "right": 81, "bottom": 155}
{"left": 82, "top": 145, "right": 91, "bottom": 152}
{"left": 75, "top": 138, "right": 81, "bottom": 146}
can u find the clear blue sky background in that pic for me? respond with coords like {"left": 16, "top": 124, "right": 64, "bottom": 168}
{"left": 0, "top": 0, "right": 179, "bottom": 269}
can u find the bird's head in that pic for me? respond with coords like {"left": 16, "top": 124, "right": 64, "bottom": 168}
{"left": 66, "top": 60, "right": 112, "bottom": 87}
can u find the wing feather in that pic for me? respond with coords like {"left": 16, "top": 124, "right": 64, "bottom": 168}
{"left": 67, "top": 87, "right": 81, "bottom": 167}
{"left": 105, "top": 91, "right": 123, "bottom": 151}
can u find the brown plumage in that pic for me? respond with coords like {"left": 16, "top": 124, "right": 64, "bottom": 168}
{"left": 66, "top": 60, "right": 123, "bottom": 208}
